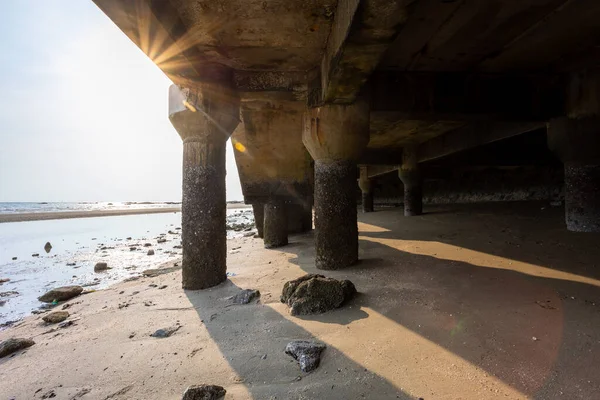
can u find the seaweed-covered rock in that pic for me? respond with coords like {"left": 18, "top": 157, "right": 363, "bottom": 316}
{"left": 38, "top": 286, "right": 83, "bottom": 303}
{"left": 0, "top": 338, "right": 35, "bottom": 358}
{"left": 182, "top": 384, "right": 226, "bottom": 400}
{"left": 232, "top": 289, "right": 260, "bottom": 304}
{"left": 285, "top": 340, "right": 326, "bottom": 372}
{"left": 280, "top": 274, "right": 356, "bottom": 315}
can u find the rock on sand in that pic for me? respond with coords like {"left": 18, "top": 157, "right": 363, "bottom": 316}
{"left": 285, "top": 340, "right": 327, "bottom": 373}
{"left": 182, "top": 384, "right": 226, "bottom": 400}
{"left": 280, "top": 274, "right": 356, "bottom": 316}
{"left": 147, "top": 249, "right": 155, "bottom": 256}
{"left": 0, "top": 338, "right": 35, "bottom": 358}
{"left": 42, "top": 311, "right": 70, "bottom": 324}
{"left": 94, "top": 262, "right": 110, "bottom": 272}
{"left": 38, "top": 286, "right": 83, "bottom": 303}
{"left": 232, "top": 289, "right": 260, "bottom": 304}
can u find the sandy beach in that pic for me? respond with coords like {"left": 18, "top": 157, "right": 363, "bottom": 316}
{"left": 0, "top": 203, "right": 250, "bottom": 223}
{"left": 2, "top": 203, "right": 599, "bottom": 399}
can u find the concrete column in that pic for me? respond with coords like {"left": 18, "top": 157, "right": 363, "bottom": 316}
{"left": 398, "top": 145, "right": 423, "bottom": 216}
{"left": 548, "top": 117, "right": 600, "bottom": 232}
{"left": 252, "top": 203, "right": 264, "bottom": 238}
{"left": 303, "top": 100, "right": 370, "bottom": 270}
{"left": 287, "top": 202, "right": 313, "bottom": 233}
{"left": 263, "top": 198, "right": 288, "bottom": 248}
{"left": 358, "top": 166, "right": 374, "bottom": 213}
{"left": 168, "top": 75, "right": 240, "bottom": 290}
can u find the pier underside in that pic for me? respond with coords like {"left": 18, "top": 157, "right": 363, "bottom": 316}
{"left": 87, "top": 1, "right": 600, "bottom": 396}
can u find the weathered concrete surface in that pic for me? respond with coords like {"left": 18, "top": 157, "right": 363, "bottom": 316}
{"left": 313, "top": 160, "right": 359, "bottom": 269}
{"left": 169, "top": 82, "right": 240, "bottom": 289}
{"left": 564, "top": 163, "right": 600, "bottom": 232}
{"left": 359, "top": 166, "right": 374, "bottom": 213}
{"left": 286, "top": 203, "right": 313, "bottom": 233}
{"left": 398, "top": 145, "right": 422, "bottom": 216}
{"left": 548, "top": 116, "right": 600, "bottom": 232}
{"left": 232, "top": 101, "right": 313, "bottom": 205}
{"left": 251, "top": 204, "right": 264, "bottom": 238}
{"left": 372, "top": 166, "right": 564, "bottom": 207}
{"left": 263, "top": 199, "right": 288, "bottom": 249}
{"left": 303, "top": 100, "right": 369, "bottom": 270}
{"left": 303, "top": 100, "right": 370, "bottom": 163}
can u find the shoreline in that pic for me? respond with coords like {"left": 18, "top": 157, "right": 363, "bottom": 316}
{"left": 0, "top": 203, "right": 250, "bottom": 223}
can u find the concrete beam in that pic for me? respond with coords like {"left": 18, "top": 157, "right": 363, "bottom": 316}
{"left": 417, "top": 122, "right": 544, "bottom": 163}
{"left": 310, "top": 0, "right": 408, "bottom": 106}
{"left": 369, "top": 71, "right": 565, "bottom": 121}
{"left": 362, "top": 165, "right": 399, "bottom": 179}
{"left": 232, "top": 101, "right": 313, "bottom": 205}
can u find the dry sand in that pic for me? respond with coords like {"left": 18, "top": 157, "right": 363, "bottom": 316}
{"left": 1, "top": 202, "right": 600, "bottom": 399}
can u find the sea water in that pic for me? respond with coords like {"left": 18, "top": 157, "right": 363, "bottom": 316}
{"left": 0, "top": 208, "right": 254, "bottom": 327}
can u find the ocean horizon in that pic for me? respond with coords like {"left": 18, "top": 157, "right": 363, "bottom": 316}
{"left": 0, "top": 201, "right": 245, "bottom": 214}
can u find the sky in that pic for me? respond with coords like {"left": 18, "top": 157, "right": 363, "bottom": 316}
{"left": 0, "top": 1, "right": 243, "bottom": 202}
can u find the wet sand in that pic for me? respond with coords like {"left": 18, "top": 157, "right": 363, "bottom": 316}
{"left": 0, "top": 203, "right": 249, "bottom": 223}
{"left": 1, "top": 202, "right": 600, "bottom": 399}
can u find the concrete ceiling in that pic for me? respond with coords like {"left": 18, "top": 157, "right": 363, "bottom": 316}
{"left": 170, "top": 0, "right": 337, "bottom": 70}
{"left": 379, "top": 0, "right": 600, "bottom": 73}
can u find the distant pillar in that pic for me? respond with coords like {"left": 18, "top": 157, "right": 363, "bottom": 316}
{"left": 263, "top": 198, "right": 288, "bottom": 248}
{"left": 358, "top": 166, "right": 374, "bottom": 213}
{"left": 287, "top": 201, "right": 313, "bottom": 233}
{"left": 168, "top": 73, "right": 240, "bottom": 290}
{"left": 398, "top": 145, "right": 423, "bottom": 216}
{"left": 548, "top": 117, "right": 600, "bottom": 232}
{"left": 252, "top": 203, "right": 264, "bottom": 238}
{"left": 303, "top": 100, "right": 370, "bottom": 270}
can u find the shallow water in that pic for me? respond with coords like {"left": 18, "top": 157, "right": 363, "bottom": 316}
{"left": 0, "top": 201, "right": 181, "bottom": 214}
{"left": 0, "top": 209, "right": 254, "bottom": 326}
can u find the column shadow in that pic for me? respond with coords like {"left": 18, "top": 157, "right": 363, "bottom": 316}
{"left": 184, "top": 281, "right": 411, "bottom": 399}
{"left": 279, "top": 204, "right": 600, "bottom": 399}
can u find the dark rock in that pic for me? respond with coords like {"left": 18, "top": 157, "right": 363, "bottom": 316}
{"left": 58, "top": 320, "right": 74, "bottom": 329}
{"left": 44, "top": 242, "right": 52, "bottom": 253}
{"left": 158, "top": 285, "right": 167, "bottom": 289}
{"left": 144, "top": 243, "right": 152, "bottom": 247}
{"left": 94, "top": 262, "right": 110, "bottom": 272}
{"left": 151, "top": 325, "right": 181, "bottom": 338}
{"left": 126, "top": 237, "right": 132, "bottom": 240}
{"left": 11, "top": 257, "right": 17, "bottom": 260}
{"left": 42, "top": 311, "right": 69, "bottom": 324}
{"left": 130, "top": 247, "right": 137, "bottom": 251}
{"left": 0, "top": 338, "right": 35, "bottom": 358}
{"left": 32, "top": 253, "right": 39, "bottom": 257}
{"left": 157, "top": 238, "right": 167, "bottom": 243}
{"left": 280, "top": 274, "right": 356, "bottom": 315}
{"left": 232, "top": 289, "right": 260, "bottom": 305}
{"left": 66, "top": 262, "right": 76, "bottom": 266}
{"left": 182, "top": 384, "right": 226, "bottom": 400}
{"left": 0, "top": 290, "right": 19, "bottom": 298}
{"left": 147, "top": 249, "right": 155, "bottom": 256}
{"left": 285, "top": 340, "right": 326, "bottom": 372}
{"left": 0, "top": 278, "right": 10, "bottom": 284}
{"left": 173, "top": 245, "right": 183, "bottom": 249}
{"left": 38, "top": 286, "right": 83, "bottom": 303}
